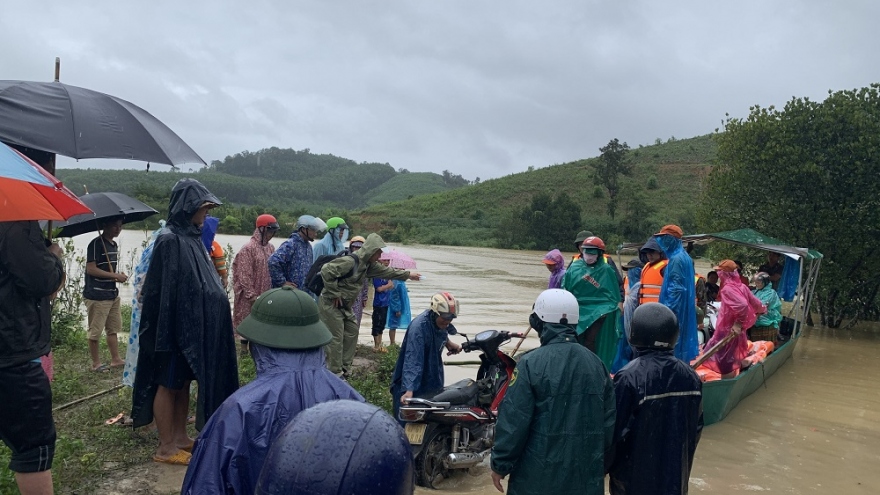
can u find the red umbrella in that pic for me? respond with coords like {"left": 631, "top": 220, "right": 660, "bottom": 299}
{"left": 380, "top": 249, "right": 417, "bottom": 270}
{"left": 0, "top": 142, "right": 92, "bottom": 221}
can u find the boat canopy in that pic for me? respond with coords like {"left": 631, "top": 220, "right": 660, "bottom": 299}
{"left": 619, "top": 228, "right": 823, "bottom": 261}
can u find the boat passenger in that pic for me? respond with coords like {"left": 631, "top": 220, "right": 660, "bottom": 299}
{"left": 653, "top": 225, "right": 699, "bottom": 363}
{"left": 542, "top": 248, "right": 566, "bottom": 289}
{"left": 749, "top": 272, "right": 782, "bottom": 342}
{"left": 701, "top": 260, "right": 766, "bottom": 378}
{"left": 758, "top": 251, "right": 785, "bottom": 290}
{"left": 561, "top": 236, "right": 621, "bottom": 370}
{"left": 638, "top": 236, "right": 667, "bottom": 305}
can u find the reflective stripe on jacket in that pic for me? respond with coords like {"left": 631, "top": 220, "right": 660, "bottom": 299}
{"left": 639, "top": 260, "right": 667, "bottom": 304}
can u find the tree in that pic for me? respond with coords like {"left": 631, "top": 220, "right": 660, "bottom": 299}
{"left": 591, "top": 138, "right": 633, "bottom": 219}
{"left": 500, "top": 192, "right": 582, "bottom": 251}
{"left": 699, "top": 85, "right": 880, "bottom": 328}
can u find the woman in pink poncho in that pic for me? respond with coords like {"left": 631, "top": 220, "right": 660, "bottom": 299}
{"left": 703, "top": 259, "right": 766, "bottom": 378}
{"left": 232, "top": 215, "right": 280, "bottom": 345}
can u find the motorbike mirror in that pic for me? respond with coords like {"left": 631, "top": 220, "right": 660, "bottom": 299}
{"left": 459, "top": 333, "right": 469, "bottom": 341}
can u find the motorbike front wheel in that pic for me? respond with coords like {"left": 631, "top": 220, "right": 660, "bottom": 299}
{"left": 415, "top": 427, "right": 451, "bottom": 489}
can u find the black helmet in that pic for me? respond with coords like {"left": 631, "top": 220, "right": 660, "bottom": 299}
{"left": 628, "top": 303, "right": 679, "bottom": 351}
{"left": 255, "top": 400, "right": 415, "bottom": 495}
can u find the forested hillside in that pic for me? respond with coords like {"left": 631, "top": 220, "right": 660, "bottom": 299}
{"left": 353, "top": 135, "right": 717, "bottom": 251}
{"left": 56, "top": 147, "right": 471, "bottom": 233}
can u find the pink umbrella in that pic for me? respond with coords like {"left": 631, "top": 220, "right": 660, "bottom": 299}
{"left": 380, "top": 249, "right": 417, "bottom": 269}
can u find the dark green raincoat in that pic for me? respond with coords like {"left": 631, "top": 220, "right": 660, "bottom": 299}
{"left": 490, "top": 322, "right": 615, "bottom": 495}
{"left": 562, "top": 257, "right": 621, "bottom": 370}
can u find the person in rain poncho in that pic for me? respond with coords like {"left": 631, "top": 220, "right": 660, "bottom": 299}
{"left": 181, "top": 287, "right": 363, "bottom": 495}
{"left": 654, "top": 225, "right": 699, "bottom": 363}
{"left": 389, "top": 292, "right": 462, "bottom": 423}
{"left": 232, "top": 214, "right": 280, "bottom": 352}
{"left": 268, "top": 215, "right": 325, "bottom": 292}
{"left": 320, "top": 233, "right": 421, "bottom": 376}
{"left": 200, "top": 216, "right": 228, "bottom": 289}
{"left": 491, "top": 289, "right": 615, "bottom": 495}
{"left": 749, "top": 271, "right": 782, "bottom": 342}
{"left": 312, "top": 216, "right": 349, "bottom": 262}
{"left": 123, "top": 220, "right": 168, "bottom": 388}
{"left": 611, "top": 259, "right": 643, "bottom": 374}
{"left": 702, "top": 260, "right": 766, "bottom": 378}
{"left": 131, "top": 179, "right": 239, "bottom": 466}
{"left": 386, "top": 280, "right": 412, "bottom": 335}
{"left": 542, "top": 249, "right": 566, "bottom": 289}
{"left": 609, "top": 303, "right": 703, "bottom": 495}
{"left": 561, "top": 236, "right": 621, "bottom": 370}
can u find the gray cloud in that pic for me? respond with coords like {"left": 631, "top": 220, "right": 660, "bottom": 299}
{"left": 3, "top": 0, "right": 878, "bottom": 178}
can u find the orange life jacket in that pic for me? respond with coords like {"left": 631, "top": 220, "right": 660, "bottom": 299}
{"left": 639, "top": 260, "right": 668, "bottom": 304}
{"left": 211, "top": 240, "right": 228, "bottom": 277}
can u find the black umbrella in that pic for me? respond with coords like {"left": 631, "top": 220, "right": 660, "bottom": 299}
{"left": 0, "top": 80, "right": 205, "bottom": 167}
{"left": 53, "top": 192, "right": 158, "bottom": 238}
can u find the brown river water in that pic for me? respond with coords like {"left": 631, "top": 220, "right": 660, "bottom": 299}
{"left": 76, "top": 231, "right": 880, "bottom": 494}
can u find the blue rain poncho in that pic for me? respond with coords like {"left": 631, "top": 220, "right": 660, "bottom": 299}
{"left": 389, "top": 309, "right": 457, "bottom": 422}
{"left": 655, "top": 234, "right": 699, "bottom": 363}
{"left": 312, "top": 224, "right": 350, "bottom": 261}
{"left": 386, "top": 280, "right": 412, "bottom": 330}
{"left": 611, "top": 266, "right": 642, "bottom": 374}
{"left": 181, "top": 344, "right": 363, "bottom": 495}
{"left": 123, "top": 220, "right": 167, "bottom": 387}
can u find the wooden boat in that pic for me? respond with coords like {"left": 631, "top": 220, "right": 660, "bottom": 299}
{"left": 620, "top": 228, "right": 823, "bottom": 425}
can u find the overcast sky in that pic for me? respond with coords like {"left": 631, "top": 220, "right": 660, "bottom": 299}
{"left": 2, "top": 1, "right": 877, "bottom": 179}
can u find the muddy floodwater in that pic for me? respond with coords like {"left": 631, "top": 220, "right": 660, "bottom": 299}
{"left": 78, "top": 231, "right": 880, "bottom": 494}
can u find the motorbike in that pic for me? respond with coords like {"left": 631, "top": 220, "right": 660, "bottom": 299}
{"left": 398, "top": 329, "right": 523, "bottom": 488}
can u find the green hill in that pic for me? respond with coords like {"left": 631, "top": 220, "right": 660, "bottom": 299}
{"left": 352, "top": 135, "right": 717, "bottom": 250}
{"left": 55, "top": 147, "right": 470, "bottom": 234}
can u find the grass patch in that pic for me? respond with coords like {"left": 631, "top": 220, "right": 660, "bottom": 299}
{"left": 0, "top": 334, "right": 392, "bottom": 493}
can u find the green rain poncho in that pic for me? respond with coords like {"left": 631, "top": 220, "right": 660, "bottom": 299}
{"left": 753, "top": 284, "right": 782, "bottom": 328}
{"left": 562, "top": 256, "right": 621, "bottom": 370}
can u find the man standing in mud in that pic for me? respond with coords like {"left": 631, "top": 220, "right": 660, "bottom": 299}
{"left": 0, "top": 221, "right": 66, "bottom": 494}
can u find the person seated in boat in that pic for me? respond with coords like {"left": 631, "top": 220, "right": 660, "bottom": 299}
{"left": 749, "top": 272, "right": 783, "bottom": 343}
{"left": 758, "top": 251, "right": 785, "bottom": 290}
{"left": 609, "top": 303, "right": 703, "bottom": 495}
{"left": 705, "top": 271, "right": 720, "bottom": 302}
{"left": 700, "top": 260, "right": 766, "bottom": 379}
{"left": 389, "top": 292, "right": 462, "bottom": 424}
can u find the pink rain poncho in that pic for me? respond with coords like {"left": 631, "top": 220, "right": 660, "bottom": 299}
{"left": 703, "top": 270, "right": 766, "bottom": 375}
{"left": 232, "top": 227, "right": 276, "bottom": 329}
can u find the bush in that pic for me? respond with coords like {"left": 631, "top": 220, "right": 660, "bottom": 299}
{"left": 51, "top": 239, "right": 86, "bottom": 349}
{"left": 647, "top": 175, "right": 659, "bottom": 190}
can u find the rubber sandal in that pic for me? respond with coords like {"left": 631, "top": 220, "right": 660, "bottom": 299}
{"left": 180, "top": 442, "right": 194, "bottom": 453}
{"left": 104, "top": 413, "right": 125, "bottom": 426}
{"left": 152, "top": 450, "right": 191, "bottom": 466}
{"left": 92, "top": 364, "right": 110, "bottom": 373}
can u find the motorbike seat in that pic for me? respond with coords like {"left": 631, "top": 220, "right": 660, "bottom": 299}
{"left": 432, "top": 378, "right": 480, "bottom": 406}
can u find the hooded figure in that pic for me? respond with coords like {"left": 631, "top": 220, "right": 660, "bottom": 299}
{"left": 702, "top": 261, "right": 766, "bottom": 377}
{"left": 200, "top": 216, "right": 227, "bottom": 288}
{"left": 232, "top": 216, "right": 279, "bottom": 330}
{"left": 181, "top": 287, "right": 363, "bottom": 495}
{"left": 542, "top": 249, "right": 566, "bottom": 289}
{"left": 319, "top": 233, "right": 419, "bottom": 375}
{"left": 386, "top": 280, "right": 412, "bottom": 331}
{"left": 752, "top": 272, "right": 782, "bottom": 331}
{"left": 561, "top": 237, "right": 621, "bottom": 370}
{"left": 609, "top": 303, "right": 703, "bottom": 495}
{"left": 654, "top": 226, "right": 699, "bottom": 362}
{"left": 491, "top": 289, "right": 615, "bottom": 495}
{"left": 312, "top": 216, "right": 349, "bottom": 261}
{"left": 131, "top": 179, "right": 239, "bottom": 462}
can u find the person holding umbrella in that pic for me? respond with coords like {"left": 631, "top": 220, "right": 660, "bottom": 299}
{"left": 84, "top": 216, "right": 128, "bottom": 372}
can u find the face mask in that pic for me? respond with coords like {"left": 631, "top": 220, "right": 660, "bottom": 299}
{"left": 583, "top": 253, "right": 599, "bottom": 265}
{"left": 528, "top": 312, "right": 544, "bottom": 338}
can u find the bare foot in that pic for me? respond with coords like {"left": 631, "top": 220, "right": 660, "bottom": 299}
{"left": 110, "top": 360, "right": 125, "bottom": 368}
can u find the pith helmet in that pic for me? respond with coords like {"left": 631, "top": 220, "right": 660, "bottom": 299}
{"left": 236, "top": 286, "right": 332, "bottom": 349}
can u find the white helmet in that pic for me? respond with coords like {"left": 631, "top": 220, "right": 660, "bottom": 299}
{"left": 295, "top": 215, "right": 327, "bottom": 234}
{"left": 533, "top": 289, "right": 579, "bottom": 324}
{"left": 430, "top": 292, "right": 459, "bottom": 319}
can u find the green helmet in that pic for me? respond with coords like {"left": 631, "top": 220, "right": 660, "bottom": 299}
{"left": 236, "top": 287, "right": 332, "bottom": 350}
{"left": 326, "top": 217, "right": 348, "bottom": 230}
